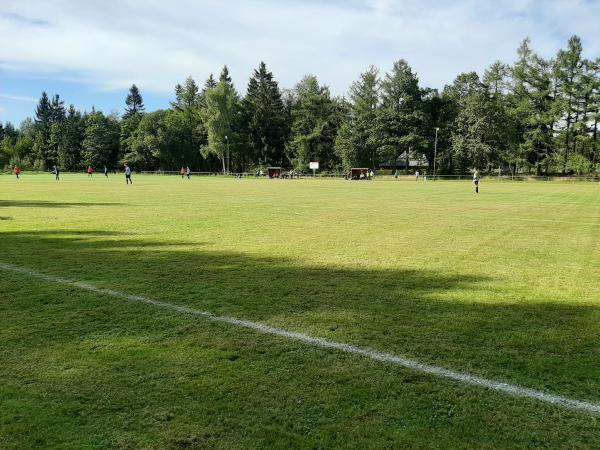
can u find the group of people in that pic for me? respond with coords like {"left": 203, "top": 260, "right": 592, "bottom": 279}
{"left": 395, "top": 168, "right": 481, "bottom": 193}
{"left": 9, "top": 163, "right": 481, "bottom": 192}
{"left": 347, "top": 169, "right": 375, "bottom": 180}
{"left": 86, "top": 165, "right": 110, "bottom": 177}
{"left": 180, "top": 166, "right": 191, "bottom": 179}
{"left": 10, "top": 164, "right": 133, "bottom": 184}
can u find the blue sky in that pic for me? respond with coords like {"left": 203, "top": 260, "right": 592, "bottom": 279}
{"left": 1, "top": 0, "right": 599, "bottom": 126}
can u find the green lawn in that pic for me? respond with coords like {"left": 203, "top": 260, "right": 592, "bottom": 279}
{"left": 1, "top": 174, "right": 599, "bottom": 449}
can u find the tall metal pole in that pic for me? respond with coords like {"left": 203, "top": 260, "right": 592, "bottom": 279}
{"left": 225, "top": 135, "right": 230, "bottom": 174}
{"left": 433, "top": 127, "right": 439, "bottom": 181}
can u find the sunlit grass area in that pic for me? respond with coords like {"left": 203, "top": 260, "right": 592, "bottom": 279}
{"left": 1, "top": 174, "right": 599, "bottom": 449}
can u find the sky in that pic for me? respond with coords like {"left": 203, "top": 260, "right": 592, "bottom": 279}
{"left": 1, "top": 0, "right": 599, "bottom": 126}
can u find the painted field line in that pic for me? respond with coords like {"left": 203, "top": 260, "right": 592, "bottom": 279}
{"left": 1, "top": 261, "right": 599, "bottom": 415}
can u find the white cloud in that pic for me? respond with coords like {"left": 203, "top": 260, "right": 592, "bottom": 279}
{"left": 0, "top": 93, "right": 38, "bottom": 102}
{"left": 0, "top": 0, "right": 598, "bottom": 96}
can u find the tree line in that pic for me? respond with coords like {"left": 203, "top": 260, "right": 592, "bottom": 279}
{"left": 1, "top": 36, "right": 598, "bottom": 175}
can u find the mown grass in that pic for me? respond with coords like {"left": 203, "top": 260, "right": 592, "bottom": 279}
{"left": 1, "top": 173, "right": 599, "bottom": 449}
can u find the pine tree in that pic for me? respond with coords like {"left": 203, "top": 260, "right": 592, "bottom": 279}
{"left": 243, "top": 62, "right": 288, "bottom": 166}
{"left": 124, "top": 84, "right": 145, "bottom": 118}
{"left": 447, "top": 72, "right": 512, "bottom": 172}
{"left": 172, "top": 77, "right": 201, "bottom": 110}
{"left": 219, "top": 66, "right": 233, "bottom": 87}
{"left": 81, "top": 111, "right": 120, "bottom": 168}
{"left": 287, "top": 75, "right": 345, "bottom": 170}
{"left": 555, "top": 36, "right": 585, "bottom": 172}
{"left": 510, "top": 39, "right": 556, "bottom": 174}
{"left": 169, "top": 76, "right": 205, "bottom": 168}
{"left": 376, "top": 60, "right": 426, "bottom": 174}
{"left": 587, "top": 58, "right": 600, "bottom": 168}
{"left": 33, "top": 92, "right": 53, "bottom": 168}
{"left": 50, "top": 94, "right": 66, "bottom": 122}
{"left": 200, "top": 74, "right": 217, "bottom": 107}
{"left": 204, "top": 74, "right": 217, "bottom": 91}
{"left": 35, "top": 92, "right": 52, "bottom": 127}
{"left": 335, "top": 66, "right": 380, "bottom": 170}
{"left": 58, "top": 105, "right": 84, "bottom": 170}
{"left": 124, "top": 110, "right": 168, "bottom": 169}
{"left": 44, "top": 94, "right": 67, "bottom": 166}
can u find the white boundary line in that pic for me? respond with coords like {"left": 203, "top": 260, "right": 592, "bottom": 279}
{"left": 2, "top": 261, "right": 599, "bottom": 415}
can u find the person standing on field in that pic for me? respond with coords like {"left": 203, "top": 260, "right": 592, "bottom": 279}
{"left": 124, "top": 164, "right": 132, "bottom": 184}
{"left": 53, "top": 165, "right": 60, "bottom": 181}
{"left": 473, "top": 169, "right": 480, "bottom": 194}
{"left": 415, "top": 170, "right": 420, "bottom": 181}
{"left": 104, "top": 165, "right": 108, "bottom": 178}
{"left": 180, "top": 166, "right": 186, "bottom": 179}
{"left": 186, "top": 166, "right": 191, "bottom": 180}
{"left": 14, "top": 164, "right": 21, "bottom": 180}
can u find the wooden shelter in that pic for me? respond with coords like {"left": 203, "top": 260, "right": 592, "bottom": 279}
{"left": 267, "top": 167, "right": 283, "bottom": 178}
{"left": 350, "top": 168, "right": 370, "bottom": 180}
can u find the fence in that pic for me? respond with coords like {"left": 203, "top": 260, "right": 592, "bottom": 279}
{"left": 138, "top": 170, "right": 600, "bottom": 183}
{"left": 5, "top": 170, "right": 596, "bottom": 183}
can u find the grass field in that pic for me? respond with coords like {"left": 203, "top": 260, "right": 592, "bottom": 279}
{"left": 1, "top": 174, "right": 599, "bottom": 449}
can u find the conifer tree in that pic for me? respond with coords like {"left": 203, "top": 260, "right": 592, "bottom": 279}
{"left": 335, "top": 66, "right": 380, "bottom": 170}
{"left": 287, "top": 75, "right": 345, "bottom": 170}
{"left": 124, "top": 84, "right": 145, "bottom": 118}
{"left": 243, "top": 62, "right": 288, "bottom": 165}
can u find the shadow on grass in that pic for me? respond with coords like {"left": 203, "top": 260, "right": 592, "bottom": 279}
{"left": 0, "top": 229, "right": 598, "bottom": 395}
{"left": 1, "top": 228, "right": 599, "bottom": 450}
{"left": 0, "top": 200, "right": 124, "bottom": 208}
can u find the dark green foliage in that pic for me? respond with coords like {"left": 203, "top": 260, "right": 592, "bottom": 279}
{"left": 169, "top": 77, "right": 207, "bottom": 168}
{"left": 510, "top": 40, "right": 557, "bottom": 174}
{"left": 335, "top": 66, "right": 380, "bottom": 170}
{"left": 124, "top": 84, "right": 145, "bottom": 119}
{"left": 243, "top": 62, "right": 288, "bottom": 166}
{"left": 287, "top": 75, "right": 345, "bottom": 170}
{"left": 81, "top": 112, "right": 120, "bottom": 169}
{"left": 58, "top": 106, "right": 85, "bottom": 170}
{"left": 5, "top": 35, "right": 600, "bottom": 174}
{"left": 201, "top": 81, "right": 241, "bottom": 172}
{"left": 375, "top": 60, "right": 427, "bottom": 173}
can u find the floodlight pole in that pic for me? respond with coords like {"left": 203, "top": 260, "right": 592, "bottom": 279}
{"left": 225, "top": 135, "right": 230, "bottom": 174}
{"left": 433, "top": 127, "right": 440, "bottom": 181}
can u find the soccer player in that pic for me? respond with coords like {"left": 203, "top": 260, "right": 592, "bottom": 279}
{"left": 53, "top": 165, "right": 60, "bottom": 181}
{"left": 87, "top": 165, "right": 93, "bottom": 177}
{"left": 14, "top": 164, "right": 21, "bottom": 180}
{"left": 186, "top": 166, "right": 191, "bottom": 180}
{"left": 473, "top": 169, "right": 480, "bottom": 193}
{"left": 104, "top": 165, "right": 108, "bottom": 178}
{"left": 124, "top": 164, "right": 132, "bottom": 184}
{"left": 415, "top": 170, "right": 420, "bottom": 181}
{"left": 180, "top": 166, "right": 186, "bottom": 179}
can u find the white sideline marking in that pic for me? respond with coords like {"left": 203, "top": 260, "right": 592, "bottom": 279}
{"left": 1, "top": 261, "right": 599, "bottom": 415}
